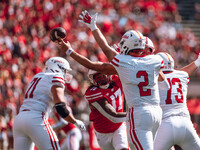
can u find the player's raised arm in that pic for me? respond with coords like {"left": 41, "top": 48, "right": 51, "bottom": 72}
{"left": 79, "top": 10, "right": 118, "bottom": 62}
{"left": 58, "top": 39, "right": 117, "bottom": 75}
{"left": 180, "top": 53, "right": 200, "bottom": 76}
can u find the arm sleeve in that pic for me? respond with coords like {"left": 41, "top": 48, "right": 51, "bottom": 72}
{"left": 91, "top": 102, "right": 126, "bottom": 123}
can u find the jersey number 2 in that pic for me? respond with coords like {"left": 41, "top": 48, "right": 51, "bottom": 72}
{"left": 25, "top": 77, "right": 42, "bottom": 98}
{"left": 137, "top": 71, "right": 151, "bottom": 96}
{"left": 165, "top": 78, "right": 183, "bottom": 104}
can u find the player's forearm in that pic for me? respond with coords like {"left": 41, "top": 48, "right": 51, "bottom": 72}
{"left": 70, "top": 51, "right": 95, "bottom": 69}
{"left": 92, "top": 28, "right": 109, "bottom": 51}
{"left": 70, "top": 51, "right": 104, "bottom": 72}
{"left": 104, "top": 103, "right": 127, "bottom": 117}
{"left": 180, "top": 62, "right": 197, "bottom": 76}
{"left": 92, "top": 102, "right": 126, "bottom": 123}
{"left": 64, "top": 113, "right": 76, "bottom": 124}
{"left": 158, "top": 70, "right": 166, "bottom": 81}
{"left": 92, "top": 28, "right": 117, "bottom": 61}
{"left": 69, "top": 50, "right": 117, "bottom": 75}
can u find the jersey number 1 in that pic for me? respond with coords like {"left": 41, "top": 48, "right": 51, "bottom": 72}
{"left": 25, "top": 77, "right": 42, "bottom": 98}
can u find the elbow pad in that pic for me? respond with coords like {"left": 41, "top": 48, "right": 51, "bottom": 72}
{"left": 159, "top": 78, "right": 170, "bottom": 90}
{"left": 55, "top": 102, "right": 69, "bottom": 118}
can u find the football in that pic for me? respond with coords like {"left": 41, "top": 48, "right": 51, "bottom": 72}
{"left": 50, "top": 27, "right": 67, "bottom": 42}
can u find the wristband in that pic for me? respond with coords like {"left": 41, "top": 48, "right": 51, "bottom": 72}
{"left": 66, "top": 48, "right": 74, "bottom": 56}
{"left": 194, "top": 59, "right": 200, "bottom": 67}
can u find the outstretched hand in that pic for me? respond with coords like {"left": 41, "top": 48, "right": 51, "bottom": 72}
{"left": 79, "top": 10, "right": 98, "bottom": 31}
{"left": 57, "top": 39, "right": 71, "bottom": 51}
{"left": 56, "top": 39, "right": 74, "bottom": 55}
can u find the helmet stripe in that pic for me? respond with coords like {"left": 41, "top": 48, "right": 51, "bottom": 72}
{"left": 164, "top": 53, "right": 171, "bottom": 61}
{"left": 135, "top": 31, "right": 142, "bottom": 39}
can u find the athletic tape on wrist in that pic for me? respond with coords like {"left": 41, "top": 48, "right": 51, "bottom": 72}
{"left": 66, "top": 48, "right": 74, "bottom": 56}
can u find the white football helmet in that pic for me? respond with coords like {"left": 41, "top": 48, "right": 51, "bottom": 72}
{"left": 45, "top": 57, "right": 73, "bottom": 83}
{"left": 156, "top": 52, "right": 174, "bottom": 71}
{"left": 88, "top": 69, "right": 110, "bottom": 89}
{"left": 119, "top": 30, "right": 145, "bottom": 55}
{"left": 144, "top": 36, "right": 155, "bottom": 54}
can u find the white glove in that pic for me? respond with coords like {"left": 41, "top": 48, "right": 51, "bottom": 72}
{"left": 74, "top": 119, "right": 86, "bottom": 131}
{"left": 194, "top": 53, "right": 200, "bottom": 67}
{"left": 79, "top": 10, "right": 98, "bottom": 31}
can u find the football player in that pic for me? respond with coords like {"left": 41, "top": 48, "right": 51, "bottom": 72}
{"left": 85, "top": 70, "right": 129, "bottom": 150}
{"left": 77, "top": 10, "right": 169, "bottom": 150}
{"left": 154, "top": 52, "right": 200, "bottom": 150}
{"left": 13, "top": 57, "right": 86, "bottom": 150}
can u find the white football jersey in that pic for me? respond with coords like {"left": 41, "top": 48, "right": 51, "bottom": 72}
{"left": 111, "top": 54, "right": 164, "bottom": 107}
{"left": 159, "top": 70, "right": 190, "bottom": 119}
{"left": 19, "top": 72, "right": 65, "bottom": 116}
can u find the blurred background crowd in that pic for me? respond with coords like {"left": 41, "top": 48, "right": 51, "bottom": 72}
{"left": 0, "top": 0, "right": 200, "bottom": 149}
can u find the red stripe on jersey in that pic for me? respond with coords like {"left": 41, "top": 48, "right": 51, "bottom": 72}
{"left": 43, "top": 116, "right": 59, "bottom": 150}
{"left": 114, "top": 57, "right": 119, "bottom": 62}
{"left": 52, "top": 80, "right": 65, "bottom": 86}
{"left": 46, "top": 120, "right": 60, "bottom": 150}
{"left": 53, "top": 76, "right": 65, "bottom": 81}
{"left": 86, "top": 95, "right": 104, "bottom": 101}
{"left": 129, "top": 108, "right": 143, "bottom": 150}
{"left": 111, "top": 60, "right": 119, "bottom": 67}
{"left": 129, "top": 108, "right": 140, "bottom": 150}
{"left": 85, "top": 92, "right": 102, "bottom": 99}
{"left": 163, "top": 71, "right": 173, "bottom": 74}
{"left": 187, "top": 77, "right": 190, "bottom": 84}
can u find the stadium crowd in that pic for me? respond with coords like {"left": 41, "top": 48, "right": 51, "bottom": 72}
{"left": 0, "top": 0, "right": 200, "bottom": 149}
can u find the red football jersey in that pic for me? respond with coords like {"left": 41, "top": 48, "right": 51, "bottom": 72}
{"left": 85, "top": 75, "right": 124, "bottom": 133}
